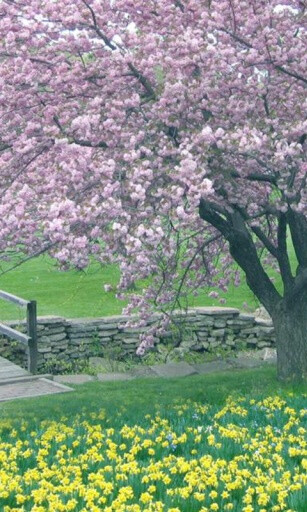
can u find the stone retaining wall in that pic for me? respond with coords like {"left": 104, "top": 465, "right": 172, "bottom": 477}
{"left": 0, "top": 307, "right": 275, "bottom": 372}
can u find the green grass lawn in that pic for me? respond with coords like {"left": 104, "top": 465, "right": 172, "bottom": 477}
{"left": 0, "top": 249, "right": 294, "bottom": 320}
{"left": 0, "top": 368, "right": 306, "bottom": 512}
{"left": 0, "top": 256, "right": 123, "bottom": 320}
{"left": 0, "top": 366, "right": 304, "bottom": 423}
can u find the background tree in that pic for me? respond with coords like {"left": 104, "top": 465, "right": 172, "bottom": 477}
{"left": 0, "top": 0, "right": 306, "bottom": 380}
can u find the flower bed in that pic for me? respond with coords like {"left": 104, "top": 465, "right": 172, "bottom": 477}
{"left": 0, "top": 395, "right": 306, "bottom": 511}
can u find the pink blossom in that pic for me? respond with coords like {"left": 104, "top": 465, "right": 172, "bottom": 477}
{"left": 0, "top": 0, "right": 305, "bottom": 366}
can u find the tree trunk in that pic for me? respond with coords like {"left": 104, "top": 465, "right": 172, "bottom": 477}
{"left": 272, "top": 291, "right": 307, "bottom": 382}
{"left": 198, "top": 201, "right": 306, "bottom": 382}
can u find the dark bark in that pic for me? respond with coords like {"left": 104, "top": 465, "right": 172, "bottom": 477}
{"left": 199, "top": 199, "right": 307, "bottom": 381}
{"left": 287, "top": 210, "right": 307, "bottom": 268}
{"left": 199, "top": 200, "right": 281, "bottom": 314}
{"left": 227, "top": 229, "right": 307, "bottom": 381}
{"left": 272, "top": 288, "right": 307, "bottom": 381}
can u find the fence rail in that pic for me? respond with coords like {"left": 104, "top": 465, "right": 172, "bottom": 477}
{"left": 0, "top": 290, "right": 29, "bottom": 307}
{"left": 0, "top": 323, "right": 31, "bottom": 345}
{"left": 0, "top": 291, "right": 38, "bottom": 373}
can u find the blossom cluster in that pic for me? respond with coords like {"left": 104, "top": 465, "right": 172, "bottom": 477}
{"left": 0, "top": 0, "right": 306, "bottom": 337}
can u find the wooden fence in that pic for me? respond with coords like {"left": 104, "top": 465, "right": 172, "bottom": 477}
{"left": 0, "top": 291, "right": 38, "bottom": 373}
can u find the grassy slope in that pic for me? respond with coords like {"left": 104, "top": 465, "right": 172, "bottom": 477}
{"left": 1, "top": 369, "right": 305, "bottom": 512}
{"left": 1, "top": 366, "right": 305, "bottom": 425}
{"left": 0, "top": 255, "right": 257, "bottom": 320}
{"left": 0, "top": 242, "right": 297, "bottom": 320}
{"left": 0, "top": 257, "right": 122, "bottom": 320}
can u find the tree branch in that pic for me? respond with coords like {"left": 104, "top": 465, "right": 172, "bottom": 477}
{"left": 228, "top": 152, "right": 278, "bottom": 184}
{"left": 127, "top": 63, "right": 156, "bottom": 99}
{"left": 274, "top": 65, "right": 307, "bottom": 87}
{"left": 219, "top": 29, "right": 307, "bottom": 86}
{"left": 251, "top": 225, "right": 278, "bottom": 257}
{"left": 284, "top": 268, "right": 307, "bottom": 306}
{"left": 174, "top": 0, "right": 185, "bottom": 12}
{"left": 72, "top": 138, "right": 108, "bottom": 149}
{"left": 199, "top": 199, "right": 232, "bottom": 238}
{"left": 53, "top": 115, "right": 108, "bottom": 149}
{"left": 79, "top": 2, "right": 157, "bottom": 100}
{"left": 0, "top": 142, "right": 12, "bottom": 152}
{"left": 230, "top": 170, "right": 277, "bottom": 184}
{"left": 173, "top": 233, "right": 222, "bottom": 305}
{"left": 200, "top": 201, "right": 281, "bottom": 312}
{"left": 277, "top": 213, "right": 294, "bottom": 291}
{"left": 0, "top": 243, "right": 54, "bottom": 276}
{"left": 228, "top": 214, "right": 281, "bottom": 313}
{"left": 287, "top": 209, "right": 307, "bottom": 268}
{"left": 219, "top": 28, "right": 253, "bottom": 48}
{"left": 0, "top": 143, "right": 52, "bottom": 199}
{"left": 81, "top": 0, "right": 117, "bottom": 50}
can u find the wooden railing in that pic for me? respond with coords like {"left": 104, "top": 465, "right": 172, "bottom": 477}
{"left": 0, "top": 291, "right": 38, "bottom": 373}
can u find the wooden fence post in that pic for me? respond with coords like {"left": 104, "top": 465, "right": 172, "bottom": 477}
{"left": 27, "top": 300, "right": 38, "bottom": 374}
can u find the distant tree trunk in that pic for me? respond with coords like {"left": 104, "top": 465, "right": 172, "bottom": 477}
{"left": 272, "top": 290, "right": 307, "bottom": 382}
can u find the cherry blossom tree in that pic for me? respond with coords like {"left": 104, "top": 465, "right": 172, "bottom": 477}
{"left": 0, "top": 0, "right": 306, "bottom": 380}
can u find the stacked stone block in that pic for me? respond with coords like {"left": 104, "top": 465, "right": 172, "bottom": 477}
{"left": 0, "top": 307, "right": 276, "bottom": 372}
{"left": 37, "top": 317, "right": 69, "bottom": 367}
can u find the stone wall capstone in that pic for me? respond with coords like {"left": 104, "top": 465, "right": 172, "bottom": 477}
{"left": 0, "top": 307, "right": 275, "bottom": 372}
